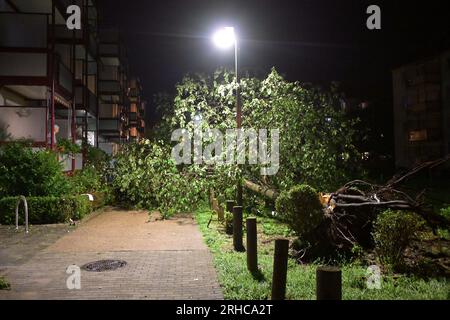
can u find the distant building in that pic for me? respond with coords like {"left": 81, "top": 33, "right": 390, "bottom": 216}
{"left": 127, "top": 78, "right": 146, "bottom": 142}
{"left": 0, "top": 0, "right": 146, "bottom": 171}
{"left": 392, "top": 50, "right": 450, "bottom": 168}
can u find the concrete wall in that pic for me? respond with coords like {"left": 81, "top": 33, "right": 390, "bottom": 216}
{"left": 0, "top": 107, "right": 46, "bottom": 142}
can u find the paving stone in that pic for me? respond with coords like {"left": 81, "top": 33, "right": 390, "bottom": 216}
{"left": 0, "top": 210, "right": 223, "bottom": 300}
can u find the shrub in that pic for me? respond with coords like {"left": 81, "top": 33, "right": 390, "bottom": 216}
{"left": 440, "top": 206, "right": 450, "bottom": 220}
{"left": 372, "top": 209, "right": 425, "bottom": 270}
{"left": 85, "top": 145, "right": 110, "bottom": 173}
{"left": 0, "top": 142, "right": 70, "bottom": 197}
{"left": 57, "top": 139, "right": 81, "bottom": 156}
{"left": 69, "top": 166, "right": 103, "bottom": 194}
{"left": 0, "top": 195, "right": 92, "bottom": 225}
{"left": 0, "top": 276, "right": 10, "bottom": 290}
{"left": 275, "top": 184, "right": 324, "bottom": 237}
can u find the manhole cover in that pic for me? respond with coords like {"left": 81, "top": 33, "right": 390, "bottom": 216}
{"left": 81, "top": 260, "right": 127, "bottom": 272}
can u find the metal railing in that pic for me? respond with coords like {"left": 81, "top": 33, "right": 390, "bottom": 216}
{"left": 15, "top": 196, "right": 29, "bottom": 234}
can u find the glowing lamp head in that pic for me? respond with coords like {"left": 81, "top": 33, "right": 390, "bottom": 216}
{"left": 212, "top": 27, "right": 236, "bottom": 49}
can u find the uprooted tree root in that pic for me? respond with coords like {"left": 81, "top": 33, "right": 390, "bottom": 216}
{"left": 245, "top": 156, "right": 450, "bottom": 263}
{"left": 323, "top": 157, "right": 450, "bottom": 253}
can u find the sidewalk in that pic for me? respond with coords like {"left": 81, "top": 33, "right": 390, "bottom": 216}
{"left": 0, "top": 209, "right": 223, "bottom": 300}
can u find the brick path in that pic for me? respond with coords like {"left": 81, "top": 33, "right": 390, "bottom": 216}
{"left": 0, "top": 209, "right": 223, "bottom": 300}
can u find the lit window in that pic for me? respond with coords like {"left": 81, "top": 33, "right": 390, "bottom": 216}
{"left": 409, "top": 129, "right": 427, "bottom": 142}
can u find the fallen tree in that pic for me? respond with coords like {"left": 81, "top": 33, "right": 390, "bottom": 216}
{"left": 244, "top": 157, "right": 450, "bottom": 258}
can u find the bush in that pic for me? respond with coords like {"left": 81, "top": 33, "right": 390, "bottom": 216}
{"left": 372, "top": 209, "right": 425, "bottom": 270}
{"left": 69, "top": 166, "right": 103, "bottom": 194}
{"left": 0, "top": 142, "right": 70, "bottom": 197}
{"left": 440, "top": 206, "right": 450, "bottom": 220}
{"left": 275, "top": 184, "right": 324, "bottom": 237}
{"left": 85, "top": 145, "right": 110, "bottom": 173}
{"left": 57, "top": 139, "right": 81, "bottom": 156}
{"left": 0, "top": 195, "right": 92, "bottom": 225}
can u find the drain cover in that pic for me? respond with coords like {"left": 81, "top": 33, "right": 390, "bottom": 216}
{"left": 81, "top": 259, "right": 127, "bottom": 272}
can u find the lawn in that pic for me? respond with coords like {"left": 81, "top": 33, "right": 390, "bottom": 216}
{"left": 195, "top": 206, "right": 450, "bottom": 300}
{"left": 0, "top": 276, "right": 10, "bottom": 290}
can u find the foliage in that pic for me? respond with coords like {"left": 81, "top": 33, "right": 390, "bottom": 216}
{"left": 372, "top": 210, "right": 425, "bottom": 270}
{"left": 155, "top": 68, "right": 362, "bottom": 194}
{"left": 69, "top": 166, "right": 103, "bottom": 194}
{"left": 0, "top": 142, "right": 70, "bottom": 197}
{"left": 111, "top": 140, "right": 211, "bottom": 217}
{"left": 84, "top": 145, "right": 110, "bottom": 173}
{"left": 440, "top": 206, "right": 450, "bottom": 220}
{"left": 196, "top": 206, "right": 449, "bottom": 300}
{"left": 275, "top": 184, "right": 324, "bottom": 237}
{"left": 57, "top": 139, "right": 81, "bottom": 156}
{"left": 224, "top": 211, "right": 233, "bottom": 235}
{"left": 0, "top": 195, "right": 92, "bottom": 224}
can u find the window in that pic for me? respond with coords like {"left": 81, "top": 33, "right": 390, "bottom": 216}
{"left": 409, "top": 129, "right": 427, "bottom": 142}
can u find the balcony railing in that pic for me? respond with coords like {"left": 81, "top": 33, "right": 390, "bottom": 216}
{"left": 99, "top": 119, "right": 121, "bottom": 132}
{"left": 75, "top": 87, "right": 98, "bottom": 116}
{"left": 99, "top": 65, "right": 121, "bottom": 81}
{"left": 58, "top": 61, "right": 73, "bottom": 94}
{"left": 99, "top": 81, "right": 122, "bottom": 94}
{"left": 0, "top": 12, "right": 48, "bottom": 48}
{"left": 0, "top": 13, "right": 49, "bottom": 81}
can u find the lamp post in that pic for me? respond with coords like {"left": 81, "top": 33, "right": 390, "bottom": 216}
{"left": 213, "top": 27, "right": 243, "bottom": 206}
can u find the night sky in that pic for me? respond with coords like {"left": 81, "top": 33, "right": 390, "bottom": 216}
{"left": 97, "top": 0, "right": 450, "bottom": 122}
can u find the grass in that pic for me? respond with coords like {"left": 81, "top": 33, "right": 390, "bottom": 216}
{"left": 0, "top": 276, "right": 10, "bottom": 290}
{"left": 195, "top": 206, "right": 450, "bottom": 300}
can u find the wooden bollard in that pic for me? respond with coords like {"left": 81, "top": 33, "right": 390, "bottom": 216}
{"left": 316, "top": 266, "right": 342, "bottom": 300}
{"left": 232, "top": 206, "right": 244, "bottom": 251}
{"left": 246, "top": 217, "right": 257, "bottom": 273}
{"left": 212, "top": 198, "right": 219, "bottom": 212}
{"left": 271, "top": 238, "right": 289, "bottom": 300}
{"left": 209, "top": 188, "right": 215, "bottom": 209}
{"left": 217, "top": 206, "right": 224, "bottom": 222}
{"left": 226, "top": 200, "right": 234, "bottom": 214}
{"left": 212, "top": 198, "right": 224, "bottom": 221}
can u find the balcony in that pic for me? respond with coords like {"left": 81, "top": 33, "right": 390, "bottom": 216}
{"left": 99, "top": 81, "right": 121, "bottom": 94}
{"left": 99, "top": 103, "right": 119, "bottom": 119}
{"left": 0, "top": 12, "right": 73, "bottom": 100}
{"left": 99, "top": 29, "right": 127, "bottom": 66}
{"left": 75, "top": 87, "right": 98, "bottom": 116}
{"left": 99, "top": 119, "right": 121, "bottom": 137}
{"left": 130, "top": 127, "right": 137, "bottom": 138}
{"left": 0, "top": 12, "right": 48, "bottom": 90}
{"left": 99, "top": 64, "right": 124, "bottom": 103}
{"left": 128, "top": 112, "right": 137, "bottom": 122}
{"left": 57, "top": 60, "right": 73, "bottom": 95}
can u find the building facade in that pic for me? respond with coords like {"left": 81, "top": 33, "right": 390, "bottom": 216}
{"left": 0, "top": 0, "right": 145, "bottom": 170}
{"left": 392, "top": 51, "right": 450, "bottom": 168}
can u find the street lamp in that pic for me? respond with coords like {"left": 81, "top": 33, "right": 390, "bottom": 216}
{"left": 212, "top": 26, "right": 243, "bottom": 206}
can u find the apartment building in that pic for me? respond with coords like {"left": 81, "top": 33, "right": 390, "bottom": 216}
{"left": 392, "top": 50, "right": 450, "bottom": 168}
{"left": 98, "top": 28, "right": 130, "bottom": 155}
{"left": 0, "top": 0, "right": 145, "bottom": 170}
{"left": 128, "top": 77, "right": 146, "bottom": 142}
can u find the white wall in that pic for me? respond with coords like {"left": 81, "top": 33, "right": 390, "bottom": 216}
{"left": 0, "top": 107, "right": 47, "bottom": 142}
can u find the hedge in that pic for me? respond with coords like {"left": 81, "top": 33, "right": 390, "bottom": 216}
{"left": 0, "top": 195, "right": 92, "bottom": 225}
